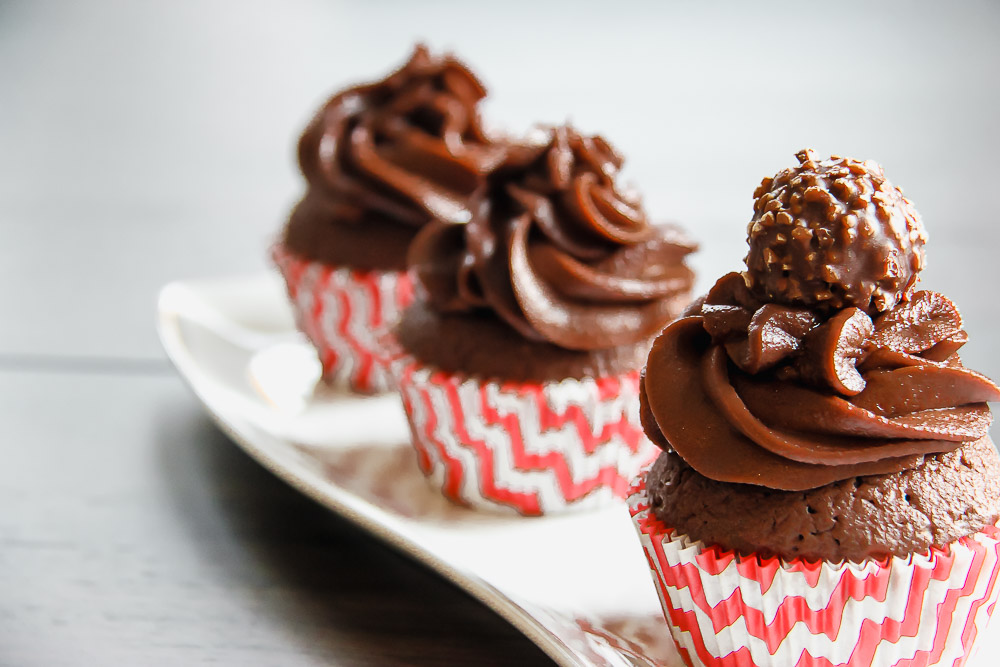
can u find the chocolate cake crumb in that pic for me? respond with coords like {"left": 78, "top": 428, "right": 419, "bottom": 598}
{"left": 647, "top": 436, "right": 1000, "bottom": 562}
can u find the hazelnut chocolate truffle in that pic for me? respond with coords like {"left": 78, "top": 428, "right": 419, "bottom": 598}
{"left": 272, "top": 45, "right": 505, "bottom": 393}
{"left": 629, "top": 150, "right": 1000, "bottom": 666}
{"left": 745, "top": 148, "right": 927, "bottom": 314}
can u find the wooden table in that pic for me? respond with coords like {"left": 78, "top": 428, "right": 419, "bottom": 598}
{"left": 2, "top": 1, "right": 998, "bottom": 664}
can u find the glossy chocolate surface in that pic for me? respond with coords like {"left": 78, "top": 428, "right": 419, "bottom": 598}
{"left": 409, "top": 126, "right": 695, "bottom": 350}
{"left": 745, "top": 149, "right": 927, "bottom": 314}
{"left": 284, "top": 45, "right": 504, "bottom": 270}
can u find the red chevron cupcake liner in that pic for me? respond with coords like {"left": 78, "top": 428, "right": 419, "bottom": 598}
{"left": 272, "top": 245, "right": 414, "bottom": 394}
{"left": 384, "top": 337, "right": 658, "bottom": 515}
{"left": 627, "top": 475, "right": 1000, "bottom": 667}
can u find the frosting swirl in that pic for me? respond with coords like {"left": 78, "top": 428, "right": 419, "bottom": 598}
{"left": 641, "top": 151, "right": 1000, "bottom": 491}
{"left": 408, "top": 126, "right": 696, "bottom": 350}
{"left": 284, "top": 45, "right": 505, "bottom": 269}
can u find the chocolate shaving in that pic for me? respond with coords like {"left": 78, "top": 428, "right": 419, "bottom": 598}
{"left": 700, "top": 272, "right": 762, "bottom": 342}
{"left": 872, "top": 291, "right": 963, "bottom": 354}
{"left": 704, "top": 271, "right": 759, "bottom": 309}
{"left": 922, "top": 330, "right": 968, "bottom": 361}
{"left": 725, "top": 304, "right": 817, "bottom": 374}
{"left": 797, "top": 308, "right": 874, "bottom": 395}
{"left": 702, "top": 304, "right": 753, "bottom": 342}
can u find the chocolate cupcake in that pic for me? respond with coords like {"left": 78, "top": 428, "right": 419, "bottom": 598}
{"left": 387, "top": 125, "right": 696, "bottom": 515}
{"left": 629, "top": 150, "right": 1000, "bottom": 666}
{"left": 273, "top": 45, "right": 505, "bottom": 393}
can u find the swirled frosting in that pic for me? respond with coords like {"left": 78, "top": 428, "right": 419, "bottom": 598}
{"left": 641, "top": 151, "right": 1000, "bottom": 491}
{"left": 283, "top": 45, "right": 506, "bottom": 270}
{"left": 408, "top": 126, "right": 695, "bottom": 351}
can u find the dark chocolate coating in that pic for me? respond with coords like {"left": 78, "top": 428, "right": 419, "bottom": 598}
{"left": 283, "top": 45, "right": 505, "bottom": 271}
{"left": 396, "top": 300, "right": 650, "bottom": 382}
{"left": 744, "top": 149, "right": 927, "bottom": 315}
{"left": 646, "top": 436, "right": 1000, "bottom": 562}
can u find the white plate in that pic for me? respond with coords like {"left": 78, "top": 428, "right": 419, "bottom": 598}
{"left": 156, "top": 273, "right": 997, "bottom": 667}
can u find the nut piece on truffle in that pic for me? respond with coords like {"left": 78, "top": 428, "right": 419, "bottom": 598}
{"left": 744, "top": 149, "right": 928, "bottom": 315}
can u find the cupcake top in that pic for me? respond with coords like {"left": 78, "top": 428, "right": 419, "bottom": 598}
{"left": 641, "top": 150, "right": 1000, "bottom": 560}
{"left": 283, "top": 45, "right": 506, "bottom": 270}
{"left": 407, "top": 125, "right": 696, "bottom": 351}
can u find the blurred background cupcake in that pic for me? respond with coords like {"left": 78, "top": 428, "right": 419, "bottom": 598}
{"left": 630, "top": 150, "right": 1000, "bottom": 666}
{"left": 391, "top": 125, "right": 696, "bottom": 515}
{"left": 273, "top": 45, "right": 506, "bottom": 393}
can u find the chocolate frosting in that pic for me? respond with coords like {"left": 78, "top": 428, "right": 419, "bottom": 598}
{"left": 641, "top": 151, "right": 1000, "bottom": 491}
{"left": 283, "top": 45, "right": 506, "bottom": 270}
{"left": 408, "top": 126, "right": 696, "bottom": 351}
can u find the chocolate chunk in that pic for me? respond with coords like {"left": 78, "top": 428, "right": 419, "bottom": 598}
{"left": 700, "top": 272, "right": 760, "bottom": 342}
{"left": 725, "top": 304, "right": 817, "bottom": 374}
{"left": 704, "top": 271, "right": 759, "bottom": 309}
{"left": 797, "top": 307, "right": 873, "bottom": 395}
{"left": 702, "top": 304, "right": 753, "bottom": 342}
{"left": 872, "top": 290, "right": 964, "bottom": 354}
{"left": 922, "top": 330, "right": 968, "bottom": 361}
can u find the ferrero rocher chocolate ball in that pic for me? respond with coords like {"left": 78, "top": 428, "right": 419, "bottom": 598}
{"left": 744, "top": 149, "right": 927, "bottom": 314}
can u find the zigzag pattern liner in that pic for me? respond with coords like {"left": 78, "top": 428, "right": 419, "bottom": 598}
{"left": 388, "top": 346, "right": 658, "bottom": 515}
{"left": 627, "top": 476, "right": 1000, "bottom": 666}
{"left": 273, "top": 245, "right": 413, "bottom": 394}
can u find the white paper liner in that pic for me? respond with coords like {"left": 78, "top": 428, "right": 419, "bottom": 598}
{"left": 627, "top": 476, "right": 1000, "bottom": 666}
{"left": 272, "top": 245, "right": 413, "bottom": 394}
{"left": 383, "top": 336, "right": 659, "bottom": 515}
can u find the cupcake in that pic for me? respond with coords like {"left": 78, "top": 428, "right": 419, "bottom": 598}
{"left": 273, "top": 45, "right": 505, "bottom": 393}
{"left": 388, "top": 125, "right": 696, "bottom": 515}
{"left": 629, "top": 149, "right": 1000, "bottom": 666}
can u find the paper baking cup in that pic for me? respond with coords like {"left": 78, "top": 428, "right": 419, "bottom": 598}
{"left": 272, "top": 245, "right": 414, "bottom": 394}
{"left": 385, "top": 340, "right": 658, "bottom": 515}
{"left": 627, "top": 476, "right": 1000, "bottom": 667}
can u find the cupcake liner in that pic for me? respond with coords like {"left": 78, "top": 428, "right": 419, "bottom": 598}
{"left": 272, "top": 245, "right": 414, "bottom": 394}
{"left": 627, "top": 475, "right": 1000, "bottom": 666}
{"left": 383, "top": 335, "right": 658, "bottom": 515}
